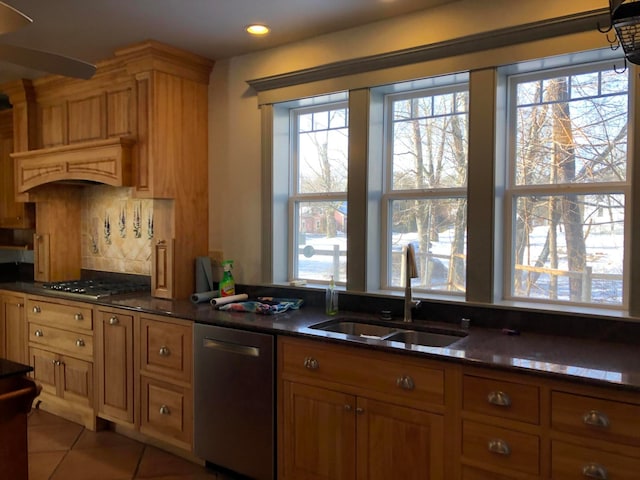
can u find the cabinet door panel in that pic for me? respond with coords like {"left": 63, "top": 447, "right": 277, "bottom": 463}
{"left": 2, "top": 293, "right": 26, "bottom": 364}
{"left": 357, "top": 397, "right": 444, "bottom": 480}
{"left": 283, "top": 382, "right": 356, "bottom": 480}
{"left": 96, "top": 310, "right": 134, "bottom": 423}
{"left": 59, "top": 355, "right": 93, "bottom": 408}
{"left": 29, "top": 347, "right": 57, "bottom": 396}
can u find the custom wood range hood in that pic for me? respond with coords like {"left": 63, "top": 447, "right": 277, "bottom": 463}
{"left": 11, "top": 136, "right": 135, "bottom": 192}
{"left": 1, "top": 40, "right": 213, "bottom": 300}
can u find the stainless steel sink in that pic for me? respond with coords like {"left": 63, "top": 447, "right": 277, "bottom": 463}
{"left": 308, "top": 317, "right": 466, "bottom": 347}
{"left": 310, "top": 318, "right": 398, "bottom": 339}
{"left": 385, "top": 330, "right": 463, "bottom": 347}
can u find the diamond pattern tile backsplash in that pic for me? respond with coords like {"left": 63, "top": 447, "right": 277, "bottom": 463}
{"left": 81, "top": 186, "right": 153, "bottom": 275}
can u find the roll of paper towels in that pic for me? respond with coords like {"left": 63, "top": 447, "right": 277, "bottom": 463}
{"left": 209, "top": 293, "right": 249, "bottom": 307}
{"left": 190, "top": 290, "right": 219, "bottom": 304}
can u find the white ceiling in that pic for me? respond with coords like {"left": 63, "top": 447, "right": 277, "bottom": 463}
{"left": 0, "top": 0, "right": 457, "bottom": 84}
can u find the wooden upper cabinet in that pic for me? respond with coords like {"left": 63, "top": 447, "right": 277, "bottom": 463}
{"left": 0, "top": 109, "right": 34, "bottom": 229}
{"left": 0, "top": 41, "right": 213, "bottom": 297}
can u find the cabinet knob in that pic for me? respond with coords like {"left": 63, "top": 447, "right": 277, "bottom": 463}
{"left": 109, "top": 316, "right": 119, "bottom": 325}
{"left": 487, "top": 439, "right": 511, "bottom": 456}
{"left": 582, "top": 463, "right": 608, "bottom": 479}
{"left": 32, "top": 305, "right": 41, "bottom": 314}
{"left": 74, "top": 313, "right": 84, "bottom": 321}
{"left": 76, "top": 338, "right": 85, "bottom": 347}
{"left": 17, "top": 303, "right": 24, "bottom": 308}
{"left": 159, "top": 405, "right": 170, "bottom": 415}
{"left": 396, "top": 375, "right": 415, "bottom": 391}
{"left": 583, "top": 410, "right": 610, "bottom": 428}
{"left": 159, "top": 346, "right": 170, "bottom": 356}
{"left": 51, "top": 359, "right": 57, "bottom": 365}
{"left": 487, "top": 390, "right": 512, "bottom": 407}
{"left": 344, "top": 404, "right": 352, "bottom": 411}
{"left": 34, "top": 329, "right": 43, "bottom": 337}
{"left": 355, "top": 407, "right": 364, "bottom": 414}
{"left": 303, "top": 356, "right": 319, "bottom": 370}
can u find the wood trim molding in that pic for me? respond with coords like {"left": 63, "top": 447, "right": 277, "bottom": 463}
{"left": 247, "top": 9, "right": 609, "bottom": 94}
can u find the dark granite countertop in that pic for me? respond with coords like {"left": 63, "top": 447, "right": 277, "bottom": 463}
{"left": 0, "top": 358, "right": 33, "bottom": 379}
{"left": 3, "top": 281, "right": 640, "bottom": 392}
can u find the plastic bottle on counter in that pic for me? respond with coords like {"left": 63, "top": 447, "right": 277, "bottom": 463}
{"left": 325, "top": 275, "right": 338, "bottom": 315}
{"left": 219, "top": 260, "right": 236, "bottom": 297}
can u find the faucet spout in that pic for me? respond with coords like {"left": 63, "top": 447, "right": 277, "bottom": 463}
{"left": 404, "top": 243, "right": 419, "bottom": 322}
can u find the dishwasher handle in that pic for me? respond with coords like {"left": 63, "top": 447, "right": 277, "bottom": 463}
{"left": 202, "top": 337, "right": 261, "bottom": 357}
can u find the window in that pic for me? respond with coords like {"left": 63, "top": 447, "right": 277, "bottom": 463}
{"left": 383, "top": 83, "right": 469, "bottom": 294}
{"left": 506, "top": 62, "right": 629, "bottom": 306}
{"left": 291, "top": 102, "right": 349, "bottom": 284}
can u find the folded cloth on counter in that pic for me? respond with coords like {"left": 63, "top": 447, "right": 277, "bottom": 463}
{"left": 218, "top": 297, "right": 304, "bottom": 315}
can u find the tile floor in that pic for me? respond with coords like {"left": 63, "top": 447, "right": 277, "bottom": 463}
{"left": 27, "top": 408, "right": 221, "bottom": 480}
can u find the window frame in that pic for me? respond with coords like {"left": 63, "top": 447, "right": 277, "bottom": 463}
{"left": 502, "top": 60, "right": 632, "bottom": 309}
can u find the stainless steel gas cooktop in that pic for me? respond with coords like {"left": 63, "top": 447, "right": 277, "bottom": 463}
{"left": 40, "top": 279, "right": 150, "bottom": 300}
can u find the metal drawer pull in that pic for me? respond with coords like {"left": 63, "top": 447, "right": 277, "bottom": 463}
{"left": 355, "top": 407, "right": 364, "bottom": 414}
{"left": 17, "top": 303, "right": 24, "bottom": 308}
{"left": 74, "top": 313, "right": 84, "bottom": 321}
{"left": 396, "top": 375, "right": 415, "bottom": 391}
{"left": 303, "top": 357, "right": 319, "bottom": 370}
{"left": 344, "top": 404, "right": 352, "bottom": 411}
{"left": 487, "top": 391, "right": 512, "bottom": 407}
{"left": 159, "top": 405, "right": 170, "bottom": 415}
{"left": 583, "top": 410, "right": 610, "bottom": 428}
{"left": 51, "top": 360, "right": 61, "bottom": 366}
{"left": 32, "top": 305, "right": 41, "bottom": 314}
{"left": 109, "top": 316, "right": 119, "bottom": 325}
{"left": 34, "top": 329, "right": 43, "bottom": 337}
{"left": 582, "top": 463, "right": 608, "bottom": 479}
{"left": 159, "top": 346, "right": 170, "bottom": 356}
{"left": 487, "top": 439, "right": 511, "bottom": 456}
{"left": 76, "top": 339, "right": 85, "bottom": 347}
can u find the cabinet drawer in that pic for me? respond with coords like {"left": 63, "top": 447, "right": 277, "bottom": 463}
{"left": 552, "top": 440, "right": 640, "bottom": 479}
{"left": 463, "top": 374, "right": 539, "bottom": 425}
{"left": 462, "top": 420, "right": 540, "bottom": 476}
{"left": 552, "top": 391, "right": 640, "bottom": 446}
{"left": 140, "top": 316, "right": 192, "bottom": 383}
{"left": 27, "top": 297, "right": 93, "bottom": 331}
{"left": 140, "top": 376, "right": 192, "bottom": 447}
{"left": 281, "top": 337, "right": 444, "bottom": 406}
{"left": 29, "top": 323, "right": 93, "bottom": 358}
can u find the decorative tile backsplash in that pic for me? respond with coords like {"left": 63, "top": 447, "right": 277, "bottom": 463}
{"left": 81, "top": 186, "right": 153, "bottom": 275}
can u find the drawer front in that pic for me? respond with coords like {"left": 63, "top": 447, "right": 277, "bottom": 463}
{"left": 552, "top": 391, "right": 640, "bottom": 446}
{"left": 140, "top": 316, "right": 192, "bottom": 382}
{"left": 552, "top": 440, "right": 640, "bottom": 479}
{"left": 140, "top": 376, "right": 192, "bottom": 447}
{"left": 463, "top": 374, "right": 540, "bottom": 425}
{"left": 462, "top": 420, "right": 540, "bottom": 476}
{"left": 281, "top": 337, "right": 444, "bottom": 406}
{"left": 27, "top": 297, "right": 93, "bottom": 331}
{"left": 29, "top": 323, "right": 93, "bottom": 358}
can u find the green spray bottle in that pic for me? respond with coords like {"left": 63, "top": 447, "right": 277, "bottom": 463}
{"left": 220, "top": 260, "right": 236, "bottom": 297}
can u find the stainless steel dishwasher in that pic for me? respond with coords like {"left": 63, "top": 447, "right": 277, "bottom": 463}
{"left": 194, "top": 323, "right": 274, "bottom": 480}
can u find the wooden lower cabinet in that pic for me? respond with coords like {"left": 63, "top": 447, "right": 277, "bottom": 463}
{"left": 138, "top": 313, "right": 193, "bottom": 451}
{"left": 279, "top": 336, "right": 448, "bottom": 480}
{"left": 0, "top": 291, "right": 26, "bottom": 364}
{"left": 95, "top": 307, "right": 135, "bottom": 425}
{"left": 29, "top": 346, "right": 93, "bottom": 409}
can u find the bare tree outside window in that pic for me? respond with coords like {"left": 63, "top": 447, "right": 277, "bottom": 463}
{"left": 510, "top": 64, "right": 628, "bottom": 305}
{"left": 387, "top": 85, "right": 469, "bottom": 293}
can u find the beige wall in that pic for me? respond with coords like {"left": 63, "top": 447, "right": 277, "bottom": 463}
{"left": 208, "top": 0, "right": 608, "bottom": 284}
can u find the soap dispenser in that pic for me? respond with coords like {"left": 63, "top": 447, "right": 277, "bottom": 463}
{"left": 325, "top": 275, "right": 338, "bottom": 315}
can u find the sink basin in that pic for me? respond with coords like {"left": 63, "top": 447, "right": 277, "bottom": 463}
{"left": 309, "top": 317, "right": 466, "bottom": 347}
{"left": 310, "top": 318, "right": 398, "bottom": 339}
{"left": 385, "top": 330, "right": 463, "bottom": 347}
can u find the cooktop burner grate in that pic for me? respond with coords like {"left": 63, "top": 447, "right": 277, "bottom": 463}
{"left": 41, "top": 279, "right": 150, "bottom": 299}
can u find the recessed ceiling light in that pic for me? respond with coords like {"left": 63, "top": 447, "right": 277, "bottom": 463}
{"left": 246, "top": 24, "right": 270, "bottom": 36}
